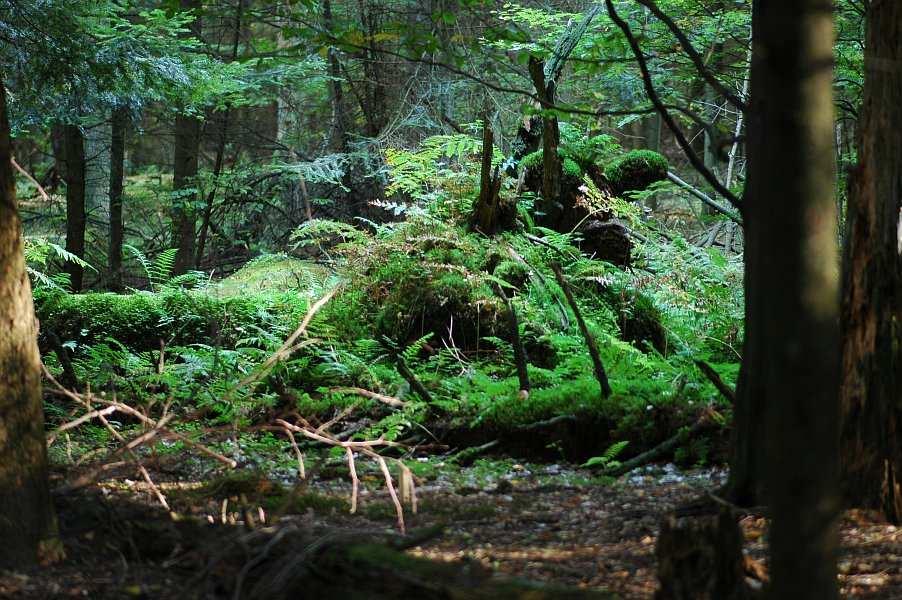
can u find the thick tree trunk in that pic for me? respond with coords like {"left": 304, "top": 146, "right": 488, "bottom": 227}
{"left": 108, "top": 107, "right": 126, "bottom": 291}
{"left": 840, "top": 0, "right": 902, "bottom": 524}
{"left": 63, "top": 124, "right": 86, "bottom": 291}
{"left": 724, "top": 9, "right": 765, "bottom": 508}
{"left": 84, "top": 115, "right": 111, "bottom": 217}
{"left": 0, "top": 75, "right": 59, "bottom": 569}
{"left": 172, "top": 0, "right": 202, "bottom": 275}
{"left": 752, "top": 1, "right": 840, "bottom": 598}
{"left": 172, "top": 112, "right": 200, "bottom": 275}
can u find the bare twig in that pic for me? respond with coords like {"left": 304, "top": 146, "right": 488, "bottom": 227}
{"left": 346, "top": 447, "right": 359, "bottom": 514}
{"left": 47, "top": 405, "right": 117, "bottom": 446}
{"left": 234, "top": 286, "right": 339, "bottom": 391}
{"left": 276, "top": 418, "right": 411, "bottom": 533}
{"left": 11, "top": 156, "right": 50, "bottom": 201}
{"left": 376, "top": 455, "right": 405, "bottom": 534}
{"left": 285, "top": 427, "right": 306, "bottom": 479}
{"left": 330, "top": 386, "right": 405, "bottom": 408}
{"left": 43, "top": 365, "right": 238, "bottom": 469}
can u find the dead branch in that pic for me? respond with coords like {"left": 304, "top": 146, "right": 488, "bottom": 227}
{"left": 12, "top": 156, "right": 50, "bottom": 201}
{"left": 550, "top": 262, "right": 613, "bottom": 398}
{"left": 603, "top": 410, "right": 720, "bottom": 477}
{"left": 276, "top": 418, "right": 415, "bottom": 534}
{"left": 694, "top": 360, "right": 737, "bottom": 404}
{"left": 330, "top": 386, "right": 405, "bottom": 408}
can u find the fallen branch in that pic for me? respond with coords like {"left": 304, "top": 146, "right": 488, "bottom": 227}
{"left": 603, "top": 410, "right": 720, "bottom": 477}
{"left": 43, "top": 366, "right": 238, "bottom": 469}
{"left": 12, "top": 156, "right": 51, "bottom": 201}
{"left": 550, "top": 262, "right": 612, "bottom": 398}
{"left": 694, "top": 360, "right": 736, "bottom": 404}
{"left": 380, "top": 337, "right": 435, "bottom": 406}
{"left": 330, "top": 386, "right": 405, "bottom": 408}
{"left": 276, "top": 418, "right": 414, "bottom": 534}
{"left": 234, "top": 286, "right": 339, "bottom": 392}
{"left": 517, "top": 413, "right": 577, "bottom": 432}
{"left": 667, "top": 171, "right": 743, "bottom": 225}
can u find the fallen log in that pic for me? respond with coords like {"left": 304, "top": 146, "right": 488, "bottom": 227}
{"left": 603, "top": 410, "right": 720, "bottom": 477}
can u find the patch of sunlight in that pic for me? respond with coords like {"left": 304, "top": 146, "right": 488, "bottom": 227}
{"left": 215, "top": 253, "right": 334, "bottom": 297}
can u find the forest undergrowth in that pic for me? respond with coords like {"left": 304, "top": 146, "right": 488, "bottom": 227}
{"left": 22, "top": 133, "right": 756, "bottom": 598}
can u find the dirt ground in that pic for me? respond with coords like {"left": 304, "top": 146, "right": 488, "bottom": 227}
{"left": 1, "top": 461, "right": 900, "bottom": 599}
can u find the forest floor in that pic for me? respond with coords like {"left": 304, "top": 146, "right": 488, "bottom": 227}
{"left": 2, "top": 459, "right": 900, "bottom": 599}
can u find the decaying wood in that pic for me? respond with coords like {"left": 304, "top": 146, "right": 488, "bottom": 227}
{"left": 655, "top": 510, "right": 758, "bottom": 600}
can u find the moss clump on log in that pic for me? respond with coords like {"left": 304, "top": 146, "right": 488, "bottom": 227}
{"left": 605, "top": 150, "right": 668, "bottom": 195}
{"left": 34, "top": 289, "right": 307, "bottom": 353}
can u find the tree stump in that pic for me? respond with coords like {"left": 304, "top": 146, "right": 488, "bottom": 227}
{"left": 655, "top": 510, "right": 755, "bottom": 600}
{"left": 579, "top": 220, "right": 632, "bottom": 267}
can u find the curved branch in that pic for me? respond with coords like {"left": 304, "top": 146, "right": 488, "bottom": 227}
{"left": 632, "top": 0, "right": 748, "bottom": 112}
{"left": 605, "top": 0, "right": 743, "bottom": 213}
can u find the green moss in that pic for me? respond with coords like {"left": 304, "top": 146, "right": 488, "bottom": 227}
{"left": 36, "top": 290, "right": 167, "bottom": 350}
{"left": 605, "top": 149, "right": 669, "bottom": 194}
{"left": 34, "top": 288, "right": 308, "bottom": 353}
{"left": 562, "top": 157, "right": 582, "bottom": 179}
{"left": 216, "top": 253, "right": 332, "bottom": 297}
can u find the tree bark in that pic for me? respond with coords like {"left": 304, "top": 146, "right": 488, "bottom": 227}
{"left": 752, "top": 1, "right": 840, "bottom": 598}
{"left": 840, "top": 0, "right": 902, "bottom": 524}
{"left": 108, "top": 107, "right": 127, "bottom": 291}
{"left": 528, "top": 58, "right": 563, "bottom": 224}
{"left": 472, "top": 117, "right": 507, "bottom": 234}
{"left": 171, "top": 0, "right": 202, "bottom": 275}
{"left": 196, "top": 0, "right": 244, "bottom": 268}
{"left": 63, "top": 123, "right": 86, "bottom": 291}
{"left": 0, "top": 75, "right": 59, "bottom": 569}
{"left": 324, "top": 0, "right": 347, "bottom": 153}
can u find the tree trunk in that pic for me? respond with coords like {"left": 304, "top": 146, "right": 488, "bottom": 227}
{"left": 63, "top": 123, "right": 86, "bottom": 291}
{"left": 840, "top": 0, "right": 902, "bottom": 524}
{"left": 472, "top": 117, "right": 508, "bottom": 234}
{"left": 528, "top": 58, "right": 563, "bottom": 224}
{"left": 172, "top": 0, "right": 202, "bottom": 275}
{"left": 0, "top": 75, "right": 60, "bottom": 569}
{"left": 108, "top": 107, "right": 126, "bottom": 291}
{"left": 752, "top": 1, "right": 840, "bottom": 598}
{"left": 196, "top": 0, "right": 244, "bottom": 268}
{"left": 324, "top": 0, "right": 347, "bottom": 153}
{"left": 84, "top": 114, "right": 111, "bottom": 218}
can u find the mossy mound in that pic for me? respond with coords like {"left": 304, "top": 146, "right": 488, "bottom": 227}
{"left": 35, "top": 288, "right": 309, "bottom": 353}
{"left": 323, "top": 222, "right": 509, "bottom": 350}
{"left": 605, "top": 149, "right": 669, "bottom": 195}
{"left": 216, "top": 253, "right": 333, "bottom": 297}
{"left": 600, "top": 285, "right": 668, "bottom": 354}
